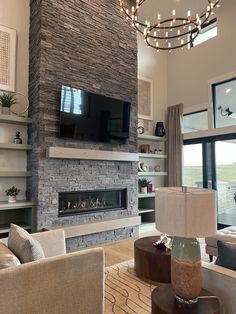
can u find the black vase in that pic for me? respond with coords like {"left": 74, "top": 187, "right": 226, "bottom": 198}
{"left": 155, "top": 122, "right": 165, "bottom": 137}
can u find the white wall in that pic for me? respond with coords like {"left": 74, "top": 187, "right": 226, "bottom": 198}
{"left": 0, "top": 0, "right": 29, "bottom": 201}
{"left": 138, "top": 34, "right": 168, "bottom": 134}
{"left": 167, "top": 0, "right": 236, "bottom": 110}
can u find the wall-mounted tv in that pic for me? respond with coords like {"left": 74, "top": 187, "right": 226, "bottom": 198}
{"left": 59, "top": 85, "right": 131, "bottom": 144}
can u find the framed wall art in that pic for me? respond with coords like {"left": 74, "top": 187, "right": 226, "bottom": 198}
{"left": 0, "top": 25, "right": 17, "bottom": 92}
{"left": 138, "top": 76, "right": 153, "bottom": 121}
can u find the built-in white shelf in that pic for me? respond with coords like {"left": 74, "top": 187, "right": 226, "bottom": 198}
{"left": 0, "top": 171, "right": 32, "bottom": 177}
{"left": 138, "top": 171, "right": 167, "bottom": 176}
{"left": 139, "top": 153, "right": 167, "bottom": 159}
{"left": 0, "top": 114, "right": 32, "bottom": 125}
{"left": 0, "top": 143, "right": 32, "bottom": 150}
{"left": 47, "top": 147, "right": 139, "bottom": 162}
{"left": 138, "top": 134, "right": 166, "bottom": 142}
{"left": 139, "top": 209, "right": 155, "bottom": 214}
{"left": 138, "top": 193, "right": 155, "bottom": 198}
{"left": 0, "top": 201, "right": 34, "bottom": 210}
{"left": 0, "top": 223, "right": 31, "bottom": 234}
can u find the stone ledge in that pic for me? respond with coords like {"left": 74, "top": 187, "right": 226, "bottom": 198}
{"left": 48, "top": 216, "right": 141, "bottom": 239}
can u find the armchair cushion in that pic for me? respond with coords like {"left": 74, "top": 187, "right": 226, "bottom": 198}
{"left": 216, "top": 240, "right": 236, "bottom": 271}
{"left": 0, "top": 241, "right": 20, "bottom": 269}
{"left": 8, "top": 224, "right": 45, "bottom": 263}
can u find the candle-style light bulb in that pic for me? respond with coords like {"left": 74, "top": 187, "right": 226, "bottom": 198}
{"left": 172, "top": 9, "right": 176, "bottom": 22}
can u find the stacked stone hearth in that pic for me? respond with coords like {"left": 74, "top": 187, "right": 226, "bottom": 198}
{"left": 28, "top": 0, "right": 138, "bottom": 250}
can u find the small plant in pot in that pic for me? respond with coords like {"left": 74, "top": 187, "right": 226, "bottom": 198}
{"left": 5, "top": 186, "right": 20, "bottom": 203}
{"left": 0, "top": 92, "right": 17, "bottom": 115}
{"left": 138, "top": 178, "right": 151, "bottom": 194}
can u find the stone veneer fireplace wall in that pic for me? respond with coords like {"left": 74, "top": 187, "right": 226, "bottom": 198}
{"left": 28, "top": 0, "right": 138, "bottom": 249}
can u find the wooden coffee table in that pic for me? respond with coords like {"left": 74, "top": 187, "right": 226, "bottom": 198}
{"left": 134, "top": 236, "right": 171, "bottom": 284}
{"left": 151, "top": 284, "right": 221, "bottom": 314}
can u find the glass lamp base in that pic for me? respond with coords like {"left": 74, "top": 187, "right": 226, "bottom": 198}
{"left": 175, "top": 294, "right": 198, "bottom": 304}
{"left": 171, "top": 237, "right": 202, "bottom": 303}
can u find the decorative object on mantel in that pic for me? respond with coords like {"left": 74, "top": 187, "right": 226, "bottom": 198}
{"left": 119, "top": 0, "right": 221, "bottom": 51}
{"left": 138, "top": 178, "right": 151, "bottom": 194}
{"left": 140, "top": 144, "right": 150, "bottom": 153}
{"left": 155, "top": 121, "right": 165, "bottom": 137}
{"left": 138, "top": 76, "right": 153, "bottom": 120}
{"left": 154, "top": 234, "right": 172, "bottom": 251}
{"left": 5, "top": 186, "right": 20, "bottom": 203}
{"left": 13, "top": 131, "right": 23, "bottom": 144}
{"left": 0, "top": 25, "right": 17, "bottom": 92}
{"left": 10, "top": 92, "right": 29, "bottom": 116}
{"left": 156, "top": 187, "right": 217, "bottom": 305}
{"left": 0, "top": 92, "right": 17, "bottom": 115}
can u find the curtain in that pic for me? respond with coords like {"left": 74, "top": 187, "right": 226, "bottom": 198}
{"left": 166, "top": 104, "right": 183, "bottom": 186}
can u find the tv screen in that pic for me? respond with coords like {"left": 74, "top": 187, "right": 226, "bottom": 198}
{"left": 59, "top": 85, "right": 131, "bottom": 143}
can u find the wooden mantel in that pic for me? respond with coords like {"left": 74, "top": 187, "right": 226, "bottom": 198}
{"left": 47, "top": 147, "right": 139, "bottom": 162}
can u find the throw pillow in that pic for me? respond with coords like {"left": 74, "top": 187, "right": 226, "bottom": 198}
{"left": 0, "top": 241, "right": 21, "bottom": 269}
{"left": 216, "top": 240, "right": 236, "bottom": 271}
{"left": 8, "top": 224, "right": 45, "bottom": 264}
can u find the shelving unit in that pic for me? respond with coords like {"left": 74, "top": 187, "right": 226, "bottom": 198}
{"left": 0, "top": 143, "right": 32, "bottom": 150}
{"left": 0, "top": 113, "right": 32, "bottom": 125}
{"left": 0, "top": 115, "right": 34, "bottom": 236}
{"left": 0, "top": 171, "right": 32, "bottom": 177}
{"left": 138, "top": 172, "right": 167, "bottom": 176}
{"left": 138, "top": 134, "right": 167, "bottom": 224}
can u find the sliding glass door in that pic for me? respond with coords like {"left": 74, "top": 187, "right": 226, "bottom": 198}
{"left": 183, "top": 135, "right": 236, "bottom": 228}
{"left": 215, "top": 140, "right": 236, "bottom": 226}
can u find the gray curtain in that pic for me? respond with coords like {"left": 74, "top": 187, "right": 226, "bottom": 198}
{"left": 166, "top": 104, "right": 183, "bottom": 186}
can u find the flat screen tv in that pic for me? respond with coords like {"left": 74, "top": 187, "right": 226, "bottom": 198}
{"left": 59, "top": 85, "right": 131, "bottom": 144}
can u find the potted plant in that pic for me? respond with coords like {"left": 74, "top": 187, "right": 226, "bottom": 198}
{"left": 138, "top": 178, "right": 151, "bottom": 194}
{"left": 5, "top": 186, "right": 20, "bottom": 203}
{"left": 0, "top": 92, "right": 17, "bottom": 115}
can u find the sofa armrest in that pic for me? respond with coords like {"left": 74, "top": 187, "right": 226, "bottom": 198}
{"left": 202, "top": 261, "right": 236, "bottom": 314}
{"left": 0, "top": 247, "right": 104, "bottom": 314}
{"left": 31, "top": 229, "right": 66, "bottom": 257}
{"left": 0, "top": 229, "right": 66, "bottom": 258}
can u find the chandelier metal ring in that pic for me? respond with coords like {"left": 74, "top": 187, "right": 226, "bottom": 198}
{"left": 119, "top": 0, "right": 221, "bottom": 51}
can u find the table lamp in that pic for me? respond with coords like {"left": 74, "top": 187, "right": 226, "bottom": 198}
{"left": 155, "top": 187, "right": 217, "bottom": 304}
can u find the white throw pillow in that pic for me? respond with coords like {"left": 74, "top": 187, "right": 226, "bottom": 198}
{"left": 8, "top": 224, "right": 45, "bottom": 263}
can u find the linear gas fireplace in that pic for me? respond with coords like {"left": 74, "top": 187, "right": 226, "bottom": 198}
{"left": 58, "top": 189, "right": 127, "bottom": 216}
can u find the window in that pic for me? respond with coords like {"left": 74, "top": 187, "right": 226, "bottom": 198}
{"left": 183, "top": 110, "right": 208, "bottom": 133}
{"left": 191, "top": 18, "right": 217, "bottom": 48}
{"left": 184, "top": 134, "right": 236, "bottom": 228}
{"left": 213, "top": 77, "right": 236, "bottom": 128}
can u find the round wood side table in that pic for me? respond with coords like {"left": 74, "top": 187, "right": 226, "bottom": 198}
{"left": 151, "top": 284, "right": 222, "bottom": 314}
{"left": 134, "top": 236, "right": 171, "bottom": 284}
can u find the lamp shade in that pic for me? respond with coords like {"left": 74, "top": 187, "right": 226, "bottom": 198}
{"left": 155, "top": 187, "right": 217, "bottom": 238}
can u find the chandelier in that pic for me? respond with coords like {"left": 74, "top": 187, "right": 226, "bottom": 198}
{"left": 119, "top": 0, "right": 221, "bottom": 51}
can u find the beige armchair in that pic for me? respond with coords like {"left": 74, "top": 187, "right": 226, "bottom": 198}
{"left": 0, "top": 229, "right": 104, "bottom": 314}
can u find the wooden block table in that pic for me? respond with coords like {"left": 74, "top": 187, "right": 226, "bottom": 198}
{"left": 151, "top": 284, "right": 222, "bottom": 314}
{"left": 134, "top": 236, "right": 171, "bottom": 284}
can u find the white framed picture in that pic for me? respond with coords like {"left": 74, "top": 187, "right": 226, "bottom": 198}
{"left": 138, "top": 76, "right": 153, "bottom": 121}
{"left": 0, "top": 25, "right": 17, "bottom": 92}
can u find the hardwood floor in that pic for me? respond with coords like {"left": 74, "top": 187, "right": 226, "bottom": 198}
{"left": 83, "top": 223, "right": 209, "bottom": 267}
{"left": 100, "top": 228, "right": 160, "bottom": 266}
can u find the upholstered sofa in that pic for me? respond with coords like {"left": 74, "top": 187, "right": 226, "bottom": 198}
{"left": 202, "top": 261, "right": 236, "bottom": 314}
{"left": 0, "top": 229, "right": 104, "bottom": 314}
{"left": 205, "top": 226, "right": 236, "bottom": 261}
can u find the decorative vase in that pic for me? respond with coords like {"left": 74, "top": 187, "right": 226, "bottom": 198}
{"left": 155, "top": 122, "right": 165, "bottom": 137}
{"left": 8, "top": 196, "right": 16, "bottom": 203}
{"left": 140, "top": 187, "right": 147, "bottom": 194}
{"left": 2, "top": 107, "right": 10, "bottom": 115}
{"left": 171, "top": 237, "right": 201, "bottom": 304}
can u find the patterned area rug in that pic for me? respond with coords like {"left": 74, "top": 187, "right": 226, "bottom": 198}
{"left": 105, "top": 260, "right": 156, "bottom": 314}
